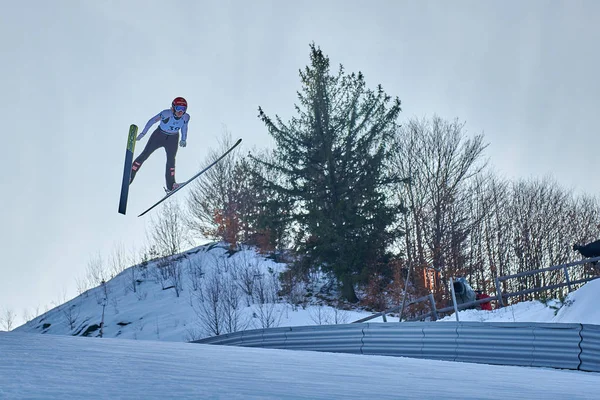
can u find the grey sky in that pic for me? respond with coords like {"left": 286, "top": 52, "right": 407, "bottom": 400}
{"left": 1, "top": 1, "right": 599, "bottom": 324}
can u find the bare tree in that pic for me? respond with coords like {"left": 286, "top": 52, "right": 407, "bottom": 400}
{"left": 466, "top": 172, "right": 512, "bottom": 292}
{"left": 148, "top": 257, "right": 182, "bottom": 296}
{"left": 61, "top": 302, "right": 81, "bottom": 331}
{"left": 194, "top": 272, "right": 224, "bottom": 336}
{"left": 215, "top": 253, "right": 234, "bottom": 274}
{"left": 183, "top": 324, "right": 205, "bottom": 342}
{"left": 279, "top": 267, "right": 306, "bottom": 311}
{"left": 51, "top": 286, "right": 69, "bottom": 308}
{"left": 75, "top": 274, "right": 91, "bottom": 296}
{"left": 503, "top": 177, "right": 595, "bottom": 299}
{"left": 570, "top": 194, "right": 600, "bottom": 281}
{"left": 220, "top": 275, "right": 249, "bottom": 333}
{"left": 22, "top": 308, "right": 33, "bottom": 324}
{"left": 252, "top": 269, "right": 282, "bottom": 329}
{"left": 135, "top": 286, "right": 148, "bottom": 302}
{"left": 308, "top": 304, "right": 350, "bottom": 325}
{"left": 393, "top": 115, "right": 489, "bottom": 301}
{"left": 1, "top": 308, "right": 16, "bottom": 331}
{"left": 148, "top": 200, "right": 190, "bottom": 258}
{"left": 86, "top": 253, "right": 107, "bottom": 288}
{"left": 109, "top": 242, "right": 131, "bottom": 278}
{"left": 21, "top": 306, "right": 43, "bottom": 325}
{"left": 110, "top": 294, "right": 120, "bottom": 314}
{"left": 166, "top": 260, "right": 183, "bottom": 297}
{"left": 187, "top": 258, "right": 204, "bottom": 292}
{"left": 308, "top": 305, "right": 328, "bottom": 325}
{"left": 328, "top": 306, "right": 350, "bottom": 324}
{"left": 98, "top": 280, "right": 110, "bottom": 338}
{"left": 435, "top": 171, "right": 600, "bottom": 305}
{"left": 152, "top": 258, "right": 173, "bottom": 291}
{"left": 94, "top": 278, "right": 111, "bottom": 307}
{"left": 124, "top": 264, "right": 139, "bottom": 294}
{"left": 191, "top": 264, "right": 250, "bottom": 336}
{"left": 229, "top": 251, "right": 263, "bottom": 307}
{"left": 186, "top": 130, "right": 248, "bottom": 247}
{"left": 236, "top": 261, "right": 260, "bottom": 307}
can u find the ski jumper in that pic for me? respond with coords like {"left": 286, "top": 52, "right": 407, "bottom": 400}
{"left": 130, "top": 109, "right": 190, "bottom": 190}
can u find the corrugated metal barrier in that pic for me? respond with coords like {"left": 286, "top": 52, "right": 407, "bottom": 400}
{"left": 194, "top": 322, "right": 600, "bottom": 372}
{"left": 580, "top": 324, "right": 600, "bottom": 372}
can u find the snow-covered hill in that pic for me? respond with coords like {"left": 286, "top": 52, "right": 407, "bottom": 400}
{"left": 14, "top": 243, "right": 388, "bottom": 341}
{"left": 15, "top": 241, "right": 600, "bottom": 343}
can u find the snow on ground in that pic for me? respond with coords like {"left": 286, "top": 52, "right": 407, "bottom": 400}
{"left": 439, "top": 298, "right": 559, "bottom": 323}
{"left": 5, "top": 243, "right": 600, "bottom": 399}
{"left": 553, "top": 279, "right": 600, "bottom": 324}
{"left": 1, "top": 331, "right": 599, "bottom": 400}
{"left": 439, "top": 278, "right": 600, "bottom": 325}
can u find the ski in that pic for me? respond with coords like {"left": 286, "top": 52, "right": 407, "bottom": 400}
{"left": 118, "top": 124, "right": 138, "bottom": 215}
{"left": 137, "top": 138, "right": 243, "bottom": 217}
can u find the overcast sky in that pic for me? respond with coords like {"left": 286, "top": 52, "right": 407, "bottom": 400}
{"left": 1, "top": 1, "right": 599, "bottom": 325}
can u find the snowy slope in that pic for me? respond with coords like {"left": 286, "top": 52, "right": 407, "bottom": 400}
{"left": 14, "top": 243, "right": 391, "bottom": 341}
{"left": 5, "top": 246, "right": 600, "bottom": 399}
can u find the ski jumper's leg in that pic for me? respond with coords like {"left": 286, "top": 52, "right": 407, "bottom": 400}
{"left": 130, "top": 128, "right": 164, "bottom": 184}
{"left": 164, "top": 133, "right": 180, "bottom": 190}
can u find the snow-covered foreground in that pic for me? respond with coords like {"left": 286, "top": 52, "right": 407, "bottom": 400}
{"left": 1, "top": 331, "right": 599, "bottom": 400}
{"left": 6, "top": 243, "right": 600, "bottom": 399}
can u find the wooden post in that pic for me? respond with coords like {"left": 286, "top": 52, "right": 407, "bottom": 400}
{"left": 449, "top": 278, "right": 460, "bottom": 322}
{"left": 564, "top": 266, "right": 572, "bottom": 292}
{"left": 100, "top": 280, "right": 107, "bottom": 338}
{"left": 399, "top": 262, "right": 413, "bottom": 322}
{"left": 100, "top": 304, "right": 105, "bottom": 338}
{"left": 495, "top": 277, "right": 504, "bottom": 308}
{"left": 428, "top": 293, "right": 438, "bottom": 321}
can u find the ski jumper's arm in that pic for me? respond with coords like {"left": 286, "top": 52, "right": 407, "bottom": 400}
{"left": 181, "top": 114, "right": 190, "bottom": 142}
{"left": 137, "top": 112, "right": 162, "bottom": 139}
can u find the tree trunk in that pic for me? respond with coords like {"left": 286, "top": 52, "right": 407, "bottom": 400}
{"left": 341, "top": 274, "right": 359, "bottom": 303}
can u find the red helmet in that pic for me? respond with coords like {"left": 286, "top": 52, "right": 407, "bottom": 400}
{"left": 172, "top": 97, "right": 188, "bottom": 110}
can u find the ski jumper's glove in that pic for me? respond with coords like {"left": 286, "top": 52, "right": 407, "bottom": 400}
{"left": 136, "top": 133, "right": 146, "bottom": 141}
{"left": 179, "top": 140, "right": 187, "bottom": 148}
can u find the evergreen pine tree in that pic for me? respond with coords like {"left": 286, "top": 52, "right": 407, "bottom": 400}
{"left": 251, "top": 43, "right": 405, "bottom": 302}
